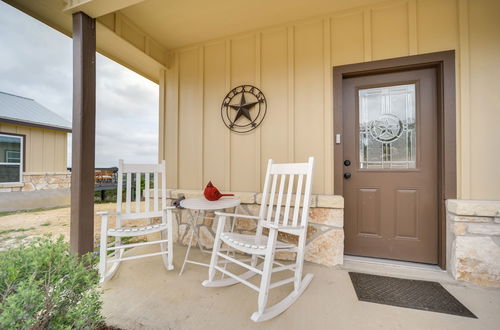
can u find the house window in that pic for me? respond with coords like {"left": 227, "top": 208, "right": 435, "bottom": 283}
{"left": 0, "top": 133, "right": 23, "bottom": 183}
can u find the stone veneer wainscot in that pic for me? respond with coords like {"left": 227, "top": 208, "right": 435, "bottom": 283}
{"left": 447, "top": 199, "right": 500, "bottom": 287}
{"left": 0, "top": 172, "right": 71, "bottom": 192}
{"left": 166, "top": 189, "right": 344, "bottom": 267}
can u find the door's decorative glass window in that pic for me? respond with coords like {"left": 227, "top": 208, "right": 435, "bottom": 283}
{"left": 359, "top": 84, "right": 416, "bottom": 169}
{"left": 0, "top": 134, "right": 23, "bottom": 183}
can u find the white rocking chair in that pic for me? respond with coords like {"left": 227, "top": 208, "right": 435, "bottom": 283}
{"left": 202, "top": 157, "right": 315, "bottom": 322}
{"left": 98, "top": 160, "right": 174, "bottom": 283}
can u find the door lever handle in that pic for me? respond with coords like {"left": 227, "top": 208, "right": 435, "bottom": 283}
{"left": 344, "top": 172, "right": 351, "bottom": 179}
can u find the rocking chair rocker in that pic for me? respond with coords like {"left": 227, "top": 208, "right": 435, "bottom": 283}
{"left": 98, "top": 160, "right": 174, "bottom": 283}
{"left": 202, "top": 157, "right": 315, "bottom": 322}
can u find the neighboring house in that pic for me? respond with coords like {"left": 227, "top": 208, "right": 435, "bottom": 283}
{"left": 0, "top": 91, "right": 71, "bottom": 193}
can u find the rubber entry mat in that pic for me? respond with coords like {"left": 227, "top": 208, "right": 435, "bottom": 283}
{"left": 348, "top": 272, "right": 477, "bottom": 318}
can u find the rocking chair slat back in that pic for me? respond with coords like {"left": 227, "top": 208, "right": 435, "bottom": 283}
{"left": 300, "top": 168, "right": 314, "bottom": 227}
{"left": 135, "top": 172, "right": 141, "bottom": 213}
{"left": 292, "top": 174, "right": 304, "bottom": 227}
{"left": 116, "top": 159, "right": 166, "bottom": 216}
{"left": 153, "top": 172, "right": 159, "bottom": 212}
{"left": 116, "top": 161, "right": 124, "bottom": 213}
{"left": 145, "top": 173, "right": 150, "bottom": 213}
{"left": 126, "top": 172, "right": 132, "bottom": 214}
{"left": 273, "top": 174, "right": 286, "bottom": 225}
{"left": 258, "top": 159, "right": 273, "bottom": 221}
{"left": 282, "top": 174, "right": 294, "bottom": 226}
{"left": 161, "top": 165, "right": 167, "bottom": 210}
{"left": 265, "top": 173, "right": 278, "bottom": 223}
{"left": 259, "top": 157, "right": 314, "bottom": 229}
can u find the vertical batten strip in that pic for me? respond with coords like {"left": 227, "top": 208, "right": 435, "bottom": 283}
{"left": 408, "top": 0, "right": 418, "bottom": 55}
{"left": 323, "top": 18, "right": 333, "bottom": 194}
{"left": 144, "top": 36, "right": 151, "bottom": 56}
{"left": 287, "top": 25, "right": 295, "bottom": 162}
{"left": 363, "top": 8, "right": 372, "bottom": 62}
{"left": 153, "top": 172, "right": 159, "bottom": 212}
{"left": 255, "top": 32, "right": 262, "bottom": 190}
{"left": 198, "top": 46, "right": 204, "bottom": 188}
{"left": 126, "top": 172, "right": 131, "bottom": 214}
{"left": 225, "top": 39, "right": 232, "bottom": 190}
{"left": 174, "top": 53, "right": 180, "bottom": 189}
{"left": 165, "top": 52, "right": 179, "bottom": 188}
{"left": 458, "top": 0, "right": 471, "bottom": 199}
{"left": 282, "top": 174, "right": 294, "bottom": 226}
{"left": 114, "top": 12, "right": 122, "bottom": 36}
{"left": 158, "top": 69, "right": 166, "bottom": 162}
{"left": 135, "top": 172, "right": 141, "bottom": 213}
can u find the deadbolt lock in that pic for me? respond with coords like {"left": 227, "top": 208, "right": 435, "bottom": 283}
{"left": 344, "top": 160, "right": 351, "bottom": 166}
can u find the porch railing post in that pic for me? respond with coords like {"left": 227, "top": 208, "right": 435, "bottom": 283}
{"left": 70, "top": 11, "right": 96, "bottom": 255}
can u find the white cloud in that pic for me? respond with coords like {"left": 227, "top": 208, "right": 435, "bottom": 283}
{"left": 0, "top": 2, "right": 158, "bottom": 168}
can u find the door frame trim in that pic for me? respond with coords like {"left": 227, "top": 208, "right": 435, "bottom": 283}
{"left": 333, "top": 50, "right": 456, "bottom": 269}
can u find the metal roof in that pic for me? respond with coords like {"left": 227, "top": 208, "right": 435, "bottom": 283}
{"left": 0, "top": 91, "right": 71, "bottom": 132}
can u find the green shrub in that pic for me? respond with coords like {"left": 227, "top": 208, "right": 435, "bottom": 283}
{"left": 0, "top": 235, "right": 104, "bottom": 329}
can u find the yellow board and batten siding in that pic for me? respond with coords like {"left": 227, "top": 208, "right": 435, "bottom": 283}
{"left": 0, "top": 122, "right": 67, "bottom": 173}
{"left": 161, "top": 0, "right": 500, "bottom": 199}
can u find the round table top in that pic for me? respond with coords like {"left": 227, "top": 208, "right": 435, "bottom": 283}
{"left": 180, "top": 197, "right": 240, "bottom": 210}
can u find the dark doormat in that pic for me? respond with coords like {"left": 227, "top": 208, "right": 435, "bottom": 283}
{"left": 348, "top": 272, "right": 477, "bottom": 318}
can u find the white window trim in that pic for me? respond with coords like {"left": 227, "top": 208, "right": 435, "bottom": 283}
{"left": 0, "top": 133, "right": 23, "bottom": 184}
{"left": 6, "top": 150, "right": 21, "bottom": 163}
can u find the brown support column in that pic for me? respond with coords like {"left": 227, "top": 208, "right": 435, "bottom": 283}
{"left": 70, "top": 12, "right": 96, "bottom": 255}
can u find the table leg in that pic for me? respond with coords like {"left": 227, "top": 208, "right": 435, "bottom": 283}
{"left": 179, "top": 209, "right": 199, "bottom": 276}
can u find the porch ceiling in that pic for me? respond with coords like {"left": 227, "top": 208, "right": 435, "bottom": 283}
{"left": 3, "top": 0, "right": 384, "bottom": 81}
{"left": 120, "top": 0, "right": 383, "bottom": 49}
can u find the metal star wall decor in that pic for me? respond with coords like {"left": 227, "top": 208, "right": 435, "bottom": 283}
{"left": 221, "top": 85, "right": 267, "bottom": 133}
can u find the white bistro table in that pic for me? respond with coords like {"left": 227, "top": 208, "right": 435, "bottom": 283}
{"left": 179, "top": 197, "right": 240, "bottom": 275}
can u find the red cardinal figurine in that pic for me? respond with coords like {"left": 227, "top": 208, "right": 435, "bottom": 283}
{"left": 204, "top": 181, "right": 234, "bottom": 201}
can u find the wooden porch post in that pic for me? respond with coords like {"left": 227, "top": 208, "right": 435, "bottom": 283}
{"left": 70, "top": 12, "right": 96, "bottom": 255}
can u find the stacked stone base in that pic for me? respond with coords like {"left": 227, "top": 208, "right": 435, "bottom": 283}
{"left": 0, "top": 172, "right": 71, "bottom": 192}
{"left": 167, "top": 189, "right": 344, "bottom": 267}
{"left": 447, "top": 199, "right": 500, "bottom": 287}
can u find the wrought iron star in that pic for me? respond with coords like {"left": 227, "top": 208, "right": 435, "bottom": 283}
{"left": 229, "top": 93, "right": 259, "bottom": 123}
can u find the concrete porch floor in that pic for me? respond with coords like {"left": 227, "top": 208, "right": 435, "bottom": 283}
{"left": 102, "top": 244, "right": 500, "bottom": 330}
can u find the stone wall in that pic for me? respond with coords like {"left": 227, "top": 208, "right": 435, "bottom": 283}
{"left": 0, "top": 172, "right": 71, "bottom": 193}
{"left": 167, "top": 189, "right": 344, "bottom": 267}
{"left": 447, "top": 199, "right": 500, "bottom": 287}
{"left": 22, "top": 172, "right": 71, "bottom": 192}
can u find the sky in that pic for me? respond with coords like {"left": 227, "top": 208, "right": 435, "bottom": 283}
{"left": 0, "top": 1, "right": 159, "bottom": 168}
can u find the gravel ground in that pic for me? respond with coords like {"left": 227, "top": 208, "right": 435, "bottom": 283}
{"left": 0, "top": 203, "right": 148, "bottom": 251}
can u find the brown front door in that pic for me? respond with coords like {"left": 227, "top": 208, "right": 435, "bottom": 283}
{"left": 343, "top": 68, "right": 438, "bottom": 264}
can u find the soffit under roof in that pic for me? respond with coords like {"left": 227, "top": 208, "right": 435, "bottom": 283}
{"left": 120, "top": 0, "right": 383, "bottom": 49}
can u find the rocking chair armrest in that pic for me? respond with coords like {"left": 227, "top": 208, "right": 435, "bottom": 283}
{"left": 214, "top": 212, "right": 261, "bottom": 220}
{"left": 96, "top": 211, "right": 121, "bottom": 217}
{"left": 261, "top": 221, "right": 304, "bottom": 231}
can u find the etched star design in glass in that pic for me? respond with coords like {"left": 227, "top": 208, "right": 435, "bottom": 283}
{"left": 371, "top": 116, "right": 402, "bottom": 142}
